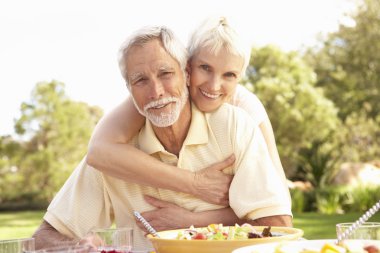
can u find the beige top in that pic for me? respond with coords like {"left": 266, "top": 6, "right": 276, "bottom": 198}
{"left": 44, "top": 103, "right": 292, "bottom": 250}
{"left": 230, "top": 84, "right": 268, "bottom": 127}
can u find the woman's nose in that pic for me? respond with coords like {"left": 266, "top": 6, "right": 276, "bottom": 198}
{"left": 208, "top": 75, "right": 222, "bottom": 91}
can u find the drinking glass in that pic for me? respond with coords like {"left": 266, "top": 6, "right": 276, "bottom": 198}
{"left": 35, "top": 245, "right": 90, "bottom": 253}
{"left": 336, "top": 222, "right": 380, "bottom": 240}
{"left": 90, "top": 227, "right": 133, "bottom": 253}
{"left": 0, "top": 237, "right": 35, "bottom": 253}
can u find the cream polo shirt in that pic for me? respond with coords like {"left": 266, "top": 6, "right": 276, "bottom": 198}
{"left": 44, "top": 103, "right": 292, "bottom": 250}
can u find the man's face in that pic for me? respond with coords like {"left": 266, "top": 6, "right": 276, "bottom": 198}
{"left": 126, "top": 39, "right": 188, "bottom": 127}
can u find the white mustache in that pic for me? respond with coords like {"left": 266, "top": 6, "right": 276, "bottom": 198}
{"left": 144, "top": 97, "right": 179, "bottom": 111}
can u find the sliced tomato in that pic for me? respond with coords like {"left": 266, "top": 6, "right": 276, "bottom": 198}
{"left": 192, "top": 232, "right": 207, "bottom": 240}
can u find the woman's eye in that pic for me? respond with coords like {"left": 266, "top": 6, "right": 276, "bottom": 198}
{"left": 200, "top": 65, "right": 211, "bottom": 71}
{"left": 225, "top": 72, "right": 237, "bottom": 79}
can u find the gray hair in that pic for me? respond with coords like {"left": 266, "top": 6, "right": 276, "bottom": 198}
{"left": 118, "top": 26, "right": 188, "bottom": 88}
{"left": 187, "top": 16, "right": 251, "bottom": 77}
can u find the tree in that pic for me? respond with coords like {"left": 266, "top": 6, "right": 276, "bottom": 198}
{"left": 303, "top": 0, "right": 380, "bottom": 164}
{"left": 1, "top": 80, "right": 103, "bottom": 206}
{"left": 0, "top": 135, "right": 24, "bottom": 205}
{"left": 335, "top": 110, "right": 380, "bottom": 163}
{"left": 306, "top": 0, "right": 380, "bottom": 120}
{"left": 243, "top": 45, "right": 340, "bottom": 176}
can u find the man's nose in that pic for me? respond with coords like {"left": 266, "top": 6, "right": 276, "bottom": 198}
{"left": 149, "top": 79, "right": 164, "bottom": 99}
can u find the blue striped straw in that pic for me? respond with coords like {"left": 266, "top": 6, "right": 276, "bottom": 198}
{"left": 133, "top": 211, "right": 160, "bottom": 238}
{"left": 336, "top": 199, "right": 380, "bottom": 244}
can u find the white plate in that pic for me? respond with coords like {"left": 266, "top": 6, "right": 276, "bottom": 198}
{"left": 232, "top": 239, "right": 380, "bottom": 253}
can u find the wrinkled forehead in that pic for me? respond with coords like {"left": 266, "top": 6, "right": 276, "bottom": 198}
{"left": 126, "top": 40, "right": 180, "bottom": 77}
{"left": 129, "top": 65, "right": 175, "bottom": 81}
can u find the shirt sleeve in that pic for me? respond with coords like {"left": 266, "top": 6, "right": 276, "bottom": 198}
{"left": 229, "top": 84, "right": 269, "bottom": 127}
{"left": 228, "top": 110, "right": 292, "bottom": 220}
{"left": 44, "top": 157, "right": 113, "bottom": 238}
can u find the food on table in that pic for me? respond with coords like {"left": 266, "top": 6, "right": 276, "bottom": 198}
{"left": 99, "top": 250, "right": 127, "bottom": 253}
{"left": 176, "top": 223, "right": 274, "bottom": 240}
{"left": 97, "top": 247, "right": 134, "bottom": 253}
{"left": 273, "top": 240, "right": 380, "bottom": 253}
{"left": 99, "top": 250, "right": 155, "bottom": 253}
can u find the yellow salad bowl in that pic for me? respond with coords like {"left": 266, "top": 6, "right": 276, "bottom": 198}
{"left": 147, "top": 226, "right": 304, "bottom": 253}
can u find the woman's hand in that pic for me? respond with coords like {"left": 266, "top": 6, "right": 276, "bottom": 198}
{"left": 137, "top": 195, "right": 241, "bottom": 233}
{"left": 137, "top": 196, "right": 194, "bottom": 232}
{"left": 191, "top": 154, "right": 235, "bottom": 206}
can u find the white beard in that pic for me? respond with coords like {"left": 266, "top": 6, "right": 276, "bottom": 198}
{"left": 133, "top": 88, "right": 189, "bottom": 127}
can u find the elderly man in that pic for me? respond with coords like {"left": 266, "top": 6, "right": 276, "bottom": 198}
{"left": 33, "top": 26, "right": 292, "bottom": 250}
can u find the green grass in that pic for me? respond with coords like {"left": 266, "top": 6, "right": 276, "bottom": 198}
{"left": 0, "top": 211, "right": 379, "bottom": 240}
{"left": 293, "top": 212, "right": 380, "bottom": 239}
{"left": 0, "top": 210, "right": 44, "bottom": 239}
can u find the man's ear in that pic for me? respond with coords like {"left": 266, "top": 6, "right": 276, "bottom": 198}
{"left": 186, "top": 63, "right": 191, "bottom": 86}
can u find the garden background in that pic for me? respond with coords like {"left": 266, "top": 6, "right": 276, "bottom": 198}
{"left": 1, "top": 0, "right": 379, "bottom": 239}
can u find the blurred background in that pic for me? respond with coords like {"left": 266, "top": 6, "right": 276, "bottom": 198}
{"left": 0, "top": 0, "right": 379, "bottom": 239}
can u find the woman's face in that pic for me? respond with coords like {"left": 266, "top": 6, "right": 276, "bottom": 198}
{"left": 188, "top": 46, "right": 244, "bottom": 112}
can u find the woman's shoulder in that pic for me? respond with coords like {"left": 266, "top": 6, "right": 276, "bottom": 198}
{"left": 231, "top": 84, "right": 262, "bottom": 106}
{"left": 229, "top": 84, "right": 268, "bottom": 125}
{"left": 206, "top": 103, "right": 255, "bottom": 130}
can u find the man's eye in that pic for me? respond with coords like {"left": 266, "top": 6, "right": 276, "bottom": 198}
{"left": 133, "top": 78, "right": 147, "bottom": 85}
{"left": 160, "top": 72, "right": 173, "bottom": 78}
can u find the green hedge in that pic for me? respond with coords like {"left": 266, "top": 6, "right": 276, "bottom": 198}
{"left": 291, "top": 184, "right": 380, "bottom": 214}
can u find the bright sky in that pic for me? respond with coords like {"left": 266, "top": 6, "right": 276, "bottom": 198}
{"left": 0, "top": 0, "right": 356, "bottom": 136}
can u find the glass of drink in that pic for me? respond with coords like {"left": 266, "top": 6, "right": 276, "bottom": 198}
{"left": 35, "top": 245, "right": 91, "bottom": 253}
{"left": 90, "top": 227, "right": 133, "bottom": 253}
{"left": 0, "top": 237, "right": 35, "bottom": 253}
{"left": 336, "top": 222, "right": 380, "bottom": 240}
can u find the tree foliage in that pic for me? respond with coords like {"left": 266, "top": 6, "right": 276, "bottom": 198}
{"left": 304, "top": 0, "right": 380, "bottom": 164}
{"left": 243, "top": 45, "right": 340, "bottom": 175}
{"left": 335, "top": 110, "right": 380, "bottom": 163}
{"left": 0, "top": 80, "right": 102, "bottom": 206}
{"left": 2, "top": 0, "right": 380, "bottom": 208}
{"left": 306, "top": 0, "right": 380, "bottom": 120}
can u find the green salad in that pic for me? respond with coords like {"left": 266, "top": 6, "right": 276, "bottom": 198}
{"left": 176, "top": 223, "right": 273, "bottom": 240}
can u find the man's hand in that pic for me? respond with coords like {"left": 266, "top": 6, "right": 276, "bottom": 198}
{"left": 33, "top": 220, "right": 78, "bottom": 250}
{"left": 77, "top": 234, "right": 103, "bottom": 251}
{"left": 191, "top": 154, "right": 235, "bottom": 206}
{"left": 136, "top": 196, "right": 194, "bottom": 232}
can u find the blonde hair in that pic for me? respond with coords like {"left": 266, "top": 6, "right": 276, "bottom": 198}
{"left": 187, "top": 16, "right": 251, "bottom": 77}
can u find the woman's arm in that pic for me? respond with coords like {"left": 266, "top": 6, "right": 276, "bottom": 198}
{"left": 137, "top": 196, "right": 292, "bottom": 232}
{"left": 137, "top": 196, "right": 241, "bottom": 232}
{"left": 86, "top": 96, "right": 234, "bottom": 205}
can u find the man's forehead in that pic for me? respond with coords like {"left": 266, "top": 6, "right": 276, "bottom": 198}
{"left": 125, "top": 39, "right": 183, "bottom": 82}
{"left": 129, "top": 63, "right": 176, "bottom": 78}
